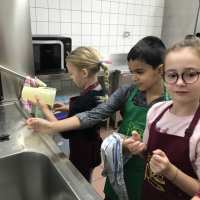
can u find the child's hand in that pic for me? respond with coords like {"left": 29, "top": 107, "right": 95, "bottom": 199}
{"left": 27, "top": 95, "right": 49, "bottom": 111}
{"left": 132, "top": 130, "right": 141, "bottom": 141}
{"left": 150, "top": 149, "right": 170, "bottom": 174}
{"left": 26, "top": 117, "right": 53, "bottom": 134}
{"left": 35, "top": 96, "right": 49, "bottom": 111}
{"left": 191, "top": 196, "right": 200, "bottom": 200}
{"left": 150, "top": 149, "right": 177, "bottom": 181}
{"left": 123, "top": 131, "right": 146, "bottom": 155}
{"left": 53, "top": 102, "right": 68, "bottom": 112}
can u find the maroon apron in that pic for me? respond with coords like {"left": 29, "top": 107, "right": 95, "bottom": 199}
{"left": 142, "top": 104, "right": 200, "bottom": 200}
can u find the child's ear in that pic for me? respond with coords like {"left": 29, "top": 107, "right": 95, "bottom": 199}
{"left": 82, "top": 68, "right": 89, "bottom": 78}
{"left": 157, "top": 64, "right": 164, "bottom": 75}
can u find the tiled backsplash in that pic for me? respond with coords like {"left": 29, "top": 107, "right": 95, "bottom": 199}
{"left": 29, "top": 0, "right": 164, "bottom": 56}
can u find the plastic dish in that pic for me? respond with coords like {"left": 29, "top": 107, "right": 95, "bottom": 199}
{"left": 54, "top": 112, "right": 69, "bottom": 120}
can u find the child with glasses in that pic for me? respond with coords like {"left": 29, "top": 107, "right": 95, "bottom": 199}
{"left": 125, "top": 38, "right": 200, "bottom": 199}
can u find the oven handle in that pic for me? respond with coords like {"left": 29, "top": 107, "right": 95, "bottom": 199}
{"left": 32, "top": 40, "right": 65, "bottom": 69}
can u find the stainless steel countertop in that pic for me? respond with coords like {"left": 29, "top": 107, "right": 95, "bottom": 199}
{"left": 0, "top": 101, "right": 103, "bottom": 200}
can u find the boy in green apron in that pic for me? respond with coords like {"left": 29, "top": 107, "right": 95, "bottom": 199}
{"left": 26, "top": 36, "right": 169, "bottom": 200}
{"left": 103, "top": 36, "right": 169, "bottom": 200}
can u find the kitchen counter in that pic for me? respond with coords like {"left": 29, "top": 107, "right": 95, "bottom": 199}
{"left": 108, "top": 64, "right": 129, "bottom": 73}
{"left": 0, "top": 101, "right": 103, "bottom": 200}
{"left": 37, "top": 65, "right": 129, "bottom": 96}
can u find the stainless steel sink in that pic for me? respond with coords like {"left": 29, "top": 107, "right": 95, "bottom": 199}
{"left": 0, "top": 102, "right": 103, "bottom": 200}
{"left": 0, "top": 152, "right": 77, "bottom": 200}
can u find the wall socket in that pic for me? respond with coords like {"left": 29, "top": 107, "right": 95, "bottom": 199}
{"left": 123, "top": 31, "right": 131, "bottom": 38}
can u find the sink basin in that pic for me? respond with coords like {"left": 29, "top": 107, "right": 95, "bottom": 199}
{"left": 0, "top": 151, "right": 77, "bottom": 200}
{"left": 0, "top": 102, "right": 102, "bottom": 200}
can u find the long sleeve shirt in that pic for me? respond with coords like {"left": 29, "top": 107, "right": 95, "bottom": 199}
{"left": 76, "top": 84, "right": 133, "bottom": 129}
{"left": 76, "top": 84, "right": 167, "bottom": 129}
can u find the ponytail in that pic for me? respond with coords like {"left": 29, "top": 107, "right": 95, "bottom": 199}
{"left": 98, "top": 62, "right": 110, "bottom": 93}
{"left": 97, "top": 61, "right": 110, "bottom": 102}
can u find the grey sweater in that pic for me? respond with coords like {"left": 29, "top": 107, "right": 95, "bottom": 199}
{"left": 76, "top": 83, "right": 168, "bottom": 129}
{"left": 76, "top": 84, "right": 134, "bottom": 129}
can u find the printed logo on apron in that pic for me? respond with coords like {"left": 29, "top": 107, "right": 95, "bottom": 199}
{"left": 145, "top": 154, "right": 165, "bottom": 192}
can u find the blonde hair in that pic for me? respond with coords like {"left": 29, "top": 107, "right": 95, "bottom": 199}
{"left": 66, "top": 47, "right": 110, "bottom": 93}
{"left": 166, "top": 38, "right": 200, "bottom": 58}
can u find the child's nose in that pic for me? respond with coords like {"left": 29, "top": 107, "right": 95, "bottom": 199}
{"left": 132, "top": 74, "right": 138, "bottom": 82}
{"left": 176, "top": 76, "right": 186, "bottom": 85}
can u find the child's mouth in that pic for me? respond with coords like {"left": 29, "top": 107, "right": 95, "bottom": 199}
{"left": 175, "top": 91, "right": 188, "bottom": 95}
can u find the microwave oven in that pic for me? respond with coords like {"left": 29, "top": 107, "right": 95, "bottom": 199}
{"left": 32, "top": 35, "right": 72, "bottom": 75}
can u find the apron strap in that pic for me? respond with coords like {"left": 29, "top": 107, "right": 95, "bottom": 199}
{"left": 151, "top": 104, "right": 173, "bottom": 126}
{"left": 185, "top": 104, "right": 200, "bottom": 137}
{"left": 80, "top": 82, "right": 100, "bottom": 95}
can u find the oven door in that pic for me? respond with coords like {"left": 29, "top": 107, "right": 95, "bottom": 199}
{"left": 32, "top": 40, "right": 65, "bottom": 75}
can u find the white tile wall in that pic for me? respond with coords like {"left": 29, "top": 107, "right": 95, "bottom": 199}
{"left": 29, "top": 0, "right": 164, "bottom": 56}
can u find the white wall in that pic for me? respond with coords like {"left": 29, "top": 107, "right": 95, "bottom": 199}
{"left": 29, "top": 0, "right": 164, "bottom": 56}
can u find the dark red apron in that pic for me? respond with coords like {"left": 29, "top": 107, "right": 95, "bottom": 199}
{"left": 142, "top": 104, "right": 200, "bottom": 200}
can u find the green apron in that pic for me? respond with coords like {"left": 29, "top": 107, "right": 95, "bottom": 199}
{"left": 104, "top": 88, "right": 148, "bottom": 200}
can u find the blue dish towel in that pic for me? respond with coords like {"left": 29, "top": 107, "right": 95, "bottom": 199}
{"left": 101, "top": 132, "right": 132, "bottom": 200}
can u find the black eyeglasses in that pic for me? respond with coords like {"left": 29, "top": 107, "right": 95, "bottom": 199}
{"left": 163, "top": 69, "right": 200, "bottom": 84}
